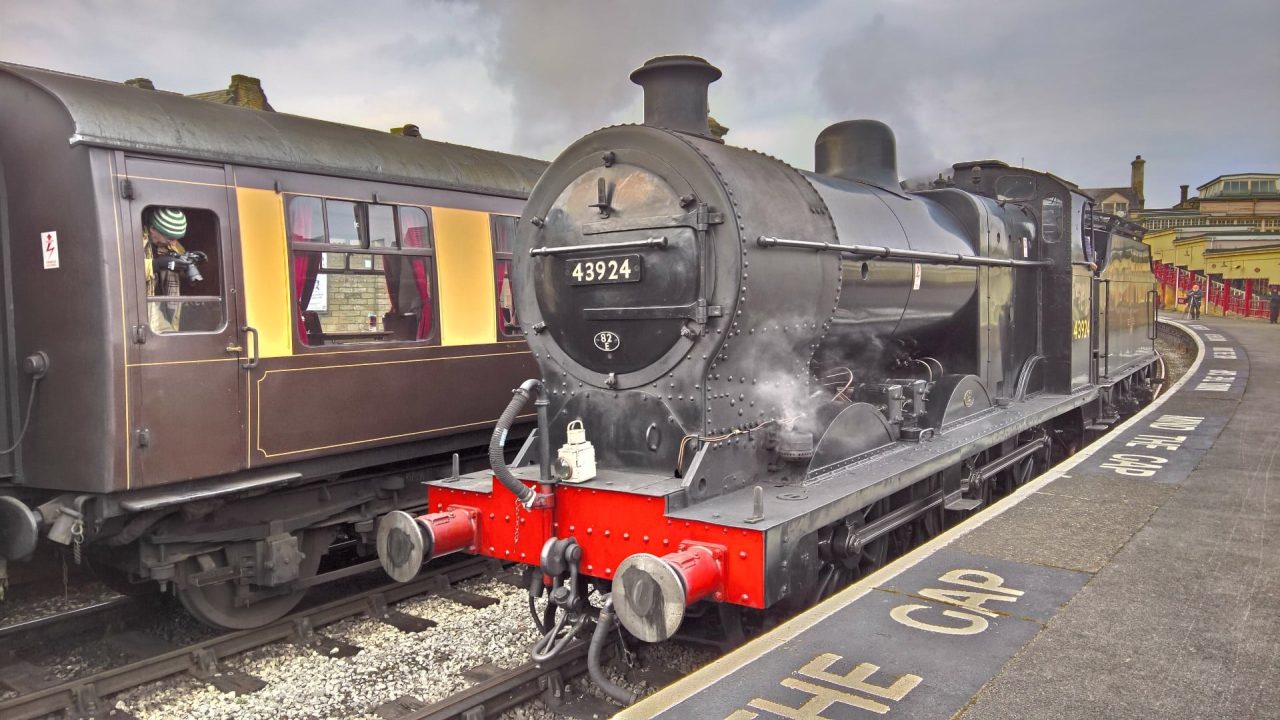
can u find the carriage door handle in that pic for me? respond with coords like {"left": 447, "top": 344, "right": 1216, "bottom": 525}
{"left": 240, "top": 325, "right": 259, "bottom": 369}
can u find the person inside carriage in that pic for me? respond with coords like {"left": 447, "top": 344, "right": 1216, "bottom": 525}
{"left": 144, "top": 207, "right": 192, "bottom": 333}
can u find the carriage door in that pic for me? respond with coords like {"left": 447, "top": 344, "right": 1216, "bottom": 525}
{"left": 124, "top": 157, "right": 245, "bottom": 487}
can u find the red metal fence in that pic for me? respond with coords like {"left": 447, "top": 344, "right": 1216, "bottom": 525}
{"left": 1151, "top": 261, "right": 1272, "bottom": 319}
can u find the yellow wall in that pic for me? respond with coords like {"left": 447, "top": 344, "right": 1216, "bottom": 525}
{"left": 1144, "top": 228, "right": 1177, "bottom": 264}
{"left": 236, "top": 188, "right": 293, "bottom": 358}
{"left": 434, "top": 207, "right": 497, "bottom": 346}
{"left": 1207, "top": 249, "right": 1280, "bottom": 281}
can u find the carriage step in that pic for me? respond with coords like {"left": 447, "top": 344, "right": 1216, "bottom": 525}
{"left": 944, "top": 498, "right": 983, "bottom": 512}
{"left": 1085, "top": 424, "right": 1112, "bottom": 431}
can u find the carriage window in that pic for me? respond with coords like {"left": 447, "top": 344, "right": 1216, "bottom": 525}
{"left": 142, "top": 206, "right": 224, "bottom": 334}
{"left": 288, "top": 196, "right": 437, "bottom": 347}
{"left": 325, "top": 201, "right": 360, "bottom": 246}
{"left": 369, "top": 204, "right": 396, "bottom": 249}
{"left": 492, "top": 215, "right": 519, "bottom": 339}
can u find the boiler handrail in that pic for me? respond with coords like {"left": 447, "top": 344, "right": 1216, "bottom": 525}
{"left": 756, "top": 235, "right": 1052, "bottom": 268}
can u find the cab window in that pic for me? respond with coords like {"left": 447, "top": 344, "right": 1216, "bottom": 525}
{"left": 142, "top": 205, "right": 224, "bottom": 334}
{"left": 287, "top": 195, "right": 437, "bottom": 347}
{"left": 1041, "top": 196, "right": 1063, "bottom": 243}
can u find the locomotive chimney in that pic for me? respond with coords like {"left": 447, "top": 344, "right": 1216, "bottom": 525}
{"left": 630, "top": 55, "right": 722, "bottom": 140}
{"left": 815, "top": 120, "right": 900, "bottom": 191}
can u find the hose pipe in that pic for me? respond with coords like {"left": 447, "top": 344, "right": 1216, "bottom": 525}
{"left": 590, "top": 597, "right": 639, "bottom": 706}
{"left": 491, "top": 379, "right": 541, "bottom": 507}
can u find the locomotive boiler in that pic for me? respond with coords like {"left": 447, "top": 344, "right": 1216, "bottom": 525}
{"left": 377, "top": 55, "right": 1157, "bottom": 700}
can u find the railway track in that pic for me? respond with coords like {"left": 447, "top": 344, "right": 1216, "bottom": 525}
{"left": 0, "top": 556, "right": 509, "bottom": 720}
{"left": 0, "top": 595, "right": 140, "bottom": 657}
{"left": 0, "top": 337, "right": 1189, "bottom": 720}
{"left": 374, "top": 641, "right": 599, "bottom": 720}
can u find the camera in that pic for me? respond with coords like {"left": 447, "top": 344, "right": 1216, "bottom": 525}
{"left": 154, "top": 251, "right": 208, "bottom": 283}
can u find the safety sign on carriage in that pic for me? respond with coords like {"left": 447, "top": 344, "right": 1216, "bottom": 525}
{"left": 41, "top": 231, "right": 60, "bottom": 270}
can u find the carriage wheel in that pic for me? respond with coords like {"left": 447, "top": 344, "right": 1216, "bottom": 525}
{"left": 178, "top": 529, "right": 332, "bottom": 629}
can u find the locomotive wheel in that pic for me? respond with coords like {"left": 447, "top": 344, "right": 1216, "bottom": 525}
{"left": 994, "top": 437, "right": 1044, "bottom": 496}
{"left": 896, "top": 476, "right": 945, "bottom": 551}
{"left": 813, "top": 500, "right": 890, "bottom": 602}
{"left": 1009, "top": 454, "right": 1038, "bottom": 491}
{"left": 966, "top": 452, "right": 995, "bottom": 512}
{"left": 178, "top": 529, "right": 332, "bottom": 629}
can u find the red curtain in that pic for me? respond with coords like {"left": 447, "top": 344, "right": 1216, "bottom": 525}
{"left": 383, "top": 257, "right": 402, "bottom": 314}
{"left": 290, "top": 201, "right": 322, "bottom": 340}
{"left": 401, "top": 226, "right": 433, "bottom": 340}
{"left": 495, "top": 260, "right": 515, "bottom": 332}
{"left": 411, "top": 258, "right": 432, "bottom": 339}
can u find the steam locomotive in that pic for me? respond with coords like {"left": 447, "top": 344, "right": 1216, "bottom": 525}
{"left": 0, "top": 62, "right": 545, "bottom": 628}
{"left": 376, "top": 55, "right": 1157, "bottom": 699}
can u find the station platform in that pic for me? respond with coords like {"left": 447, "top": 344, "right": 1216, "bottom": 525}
{"left": 621, "top": 316, "right": 1278, "bottom": 720}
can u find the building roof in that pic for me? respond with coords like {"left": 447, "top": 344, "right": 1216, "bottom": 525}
{"left": 1204, "top": 242, "right": 1280, "bottom": 255}
{"left": 1080, "top": 186, "right": 1141, "bottom": 207}
{"left": 1175, "top": 232, "right": 1280, "bottom": 244}
{"left": 1197, "top": 172, "right": 1280, "bottom": 192}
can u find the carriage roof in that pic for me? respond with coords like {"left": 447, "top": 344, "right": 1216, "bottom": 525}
{"left": 0, "top": 62, "right": 545, "bottom": 198}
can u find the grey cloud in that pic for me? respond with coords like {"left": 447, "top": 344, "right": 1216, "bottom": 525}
{"left": 2, "top": 0, "right": 1274, "bottom": 208}
{"left": 477, "top": 0, "right": 770, "bottom": 156}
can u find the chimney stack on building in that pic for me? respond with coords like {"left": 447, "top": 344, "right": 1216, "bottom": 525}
{"left": 1130, "top": 155, "right": 1145, "bottom": 208}
{"left": 1180, "top": 184, "right": 1189, "bottom": 204}
{"left": 227, "top": 74, "right": 273, "bottom": 111}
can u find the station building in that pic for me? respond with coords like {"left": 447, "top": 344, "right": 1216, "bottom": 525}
{"left": 1135, "top": 172, "right": 1280, "bottom": 317}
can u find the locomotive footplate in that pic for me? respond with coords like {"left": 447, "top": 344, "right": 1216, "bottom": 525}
{"left": 425, "top": 385, "right": 1106, "bottom": 621}
{"left": 624, "top": 318, "right": 1278, "bottom": 720}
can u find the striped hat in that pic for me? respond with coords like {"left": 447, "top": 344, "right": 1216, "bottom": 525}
{"left": 149, "top": 208, "right": 187, "bottom": 239}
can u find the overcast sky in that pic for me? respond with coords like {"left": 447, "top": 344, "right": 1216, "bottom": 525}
{"left": 3, "top": 0, "right": 1277, "bottom": 207}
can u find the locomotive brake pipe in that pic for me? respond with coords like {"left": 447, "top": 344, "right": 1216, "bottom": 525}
{"left": 491, "top": 379, "right": 553, "bottom": 509}
{"left": 756, "top": 235, "right": 1053, "bottom": 268}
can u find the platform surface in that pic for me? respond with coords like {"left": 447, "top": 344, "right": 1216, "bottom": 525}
{"left": 620, "top": 316, "right": 1278, "bottom": 720}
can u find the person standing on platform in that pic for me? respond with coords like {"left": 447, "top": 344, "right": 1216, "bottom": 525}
{"left": 1269, "top": 286, "right": 1280, "bottom": 324}
{"left": 1187, "top": 284, "right": 1203, "bottom": 320}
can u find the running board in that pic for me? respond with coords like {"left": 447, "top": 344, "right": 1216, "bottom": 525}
{"left": 943, "top": 493, "right": 983, "bottom": 512}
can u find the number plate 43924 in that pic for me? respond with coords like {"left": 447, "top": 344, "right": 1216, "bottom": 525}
{"left": 566, "top": 254, "right": 643, "bottom": 286}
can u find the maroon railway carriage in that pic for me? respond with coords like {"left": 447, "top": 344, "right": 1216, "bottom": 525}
{"left": 0, "top": 62, "right": 545, "bottom": 627}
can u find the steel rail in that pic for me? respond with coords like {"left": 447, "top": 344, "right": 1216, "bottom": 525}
{"left": 0, "top": 595, "right": 140, "bottom": 650}
{"left": 0, "top": 556, "right": 496, "bottom": 720}
{"left": 404, "top": 640, "right": 593, "bottom": 720}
